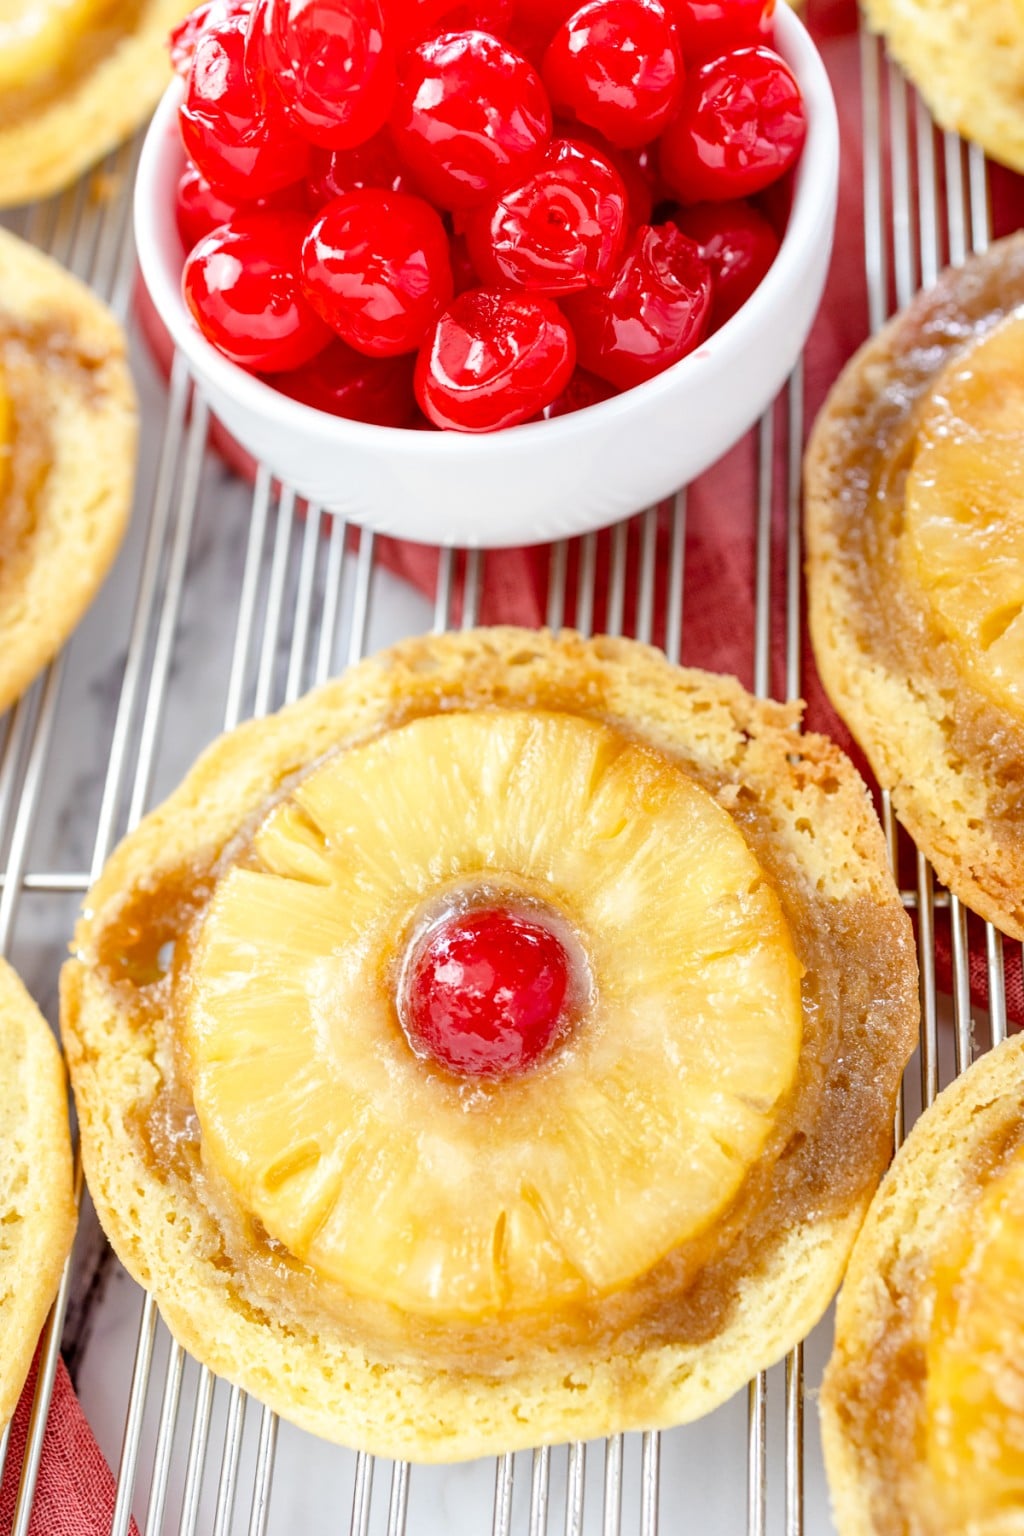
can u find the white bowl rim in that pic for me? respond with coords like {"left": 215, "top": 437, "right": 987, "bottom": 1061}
{"left": 134, "top": 4, "right": 839, "bottom": 456}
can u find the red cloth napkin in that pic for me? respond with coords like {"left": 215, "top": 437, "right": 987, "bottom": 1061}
{"left": 373, "top": 0, "right": 1024, "bottom": 1028}
{"left": 0, "top": 1354, "right": 135, "bottom": 1536}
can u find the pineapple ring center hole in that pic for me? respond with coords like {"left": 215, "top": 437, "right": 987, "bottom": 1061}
{"left": 395, "top": 881, "right": 593, "bottom": 1081}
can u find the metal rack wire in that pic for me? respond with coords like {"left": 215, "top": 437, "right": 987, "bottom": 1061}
{"left": 0, "top": 15, "right": 1013, "bottom": 1532}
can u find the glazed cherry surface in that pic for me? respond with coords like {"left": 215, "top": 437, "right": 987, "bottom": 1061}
{"left": 670, "top": 196, "right": 780, "bottom": 325}
{"left": 179, "top": 10, "right": 311, "bottom": 201}
{"left": 402, "top": 907, "right": 571, "bottom": 1078}
{"left": 416, "top": 287, "right": 575, "bottom": 431}
{"left": 183, "top": 211, "right": 331, "bottom": 371}
{"left": 466, "top": 138, "right": 628, "bottom": 293}
{"left": 658, "top": 45, "right": 806, "bottom": 203}
{"left": 306, "top": 131, "right": 413, "bottom": 205}
{"left": 668, "top": 0, "right": 774, "bottom": 59}
{"left": 270, "top": 339, "right": 417, "bottom": 424}
{"left": 390, "top": 31, "right": 552, "bottom": 211}
{"left": 302, "top": 189, "right": 453, "bottom": 356}
{"left": 169, "top": 0, "right": 252, "bottom": 79}
{"left": 562, "top": 221, "right": 711, "bottom": 389}
{"left": 244, "top": 0, "right": 395, "bottom": 149}
{"left": 558, "top": 119, "right": 657, "bottom": 228}
{"left": 174, "top": 163, "right": 308, "bottom": 251}
{"left": 542, "top": 0, "right": 684, "bottom": 150}
{"left": 174, "top": 163, "right": 239, "bottom": 249}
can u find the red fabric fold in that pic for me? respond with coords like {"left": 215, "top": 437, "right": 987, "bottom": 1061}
{"left": 0, "top": 1354, "right": 136, "bottom": 1536}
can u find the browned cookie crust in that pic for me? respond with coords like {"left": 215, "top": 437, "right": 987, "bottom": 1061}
{"left": 63, "top": 627, "right": 919, "bottom": 1461}
{"left": 805, "top": 232, "right": 1024, "bottom": 938}
{"left": 0, "top": 959, "right": 77, "bottom": 1428}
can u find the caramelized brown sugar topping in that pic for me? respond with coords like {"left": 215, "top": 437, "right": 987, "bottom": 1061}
{"left": 76, "top": 634, "right": 917, "bottom": 1376}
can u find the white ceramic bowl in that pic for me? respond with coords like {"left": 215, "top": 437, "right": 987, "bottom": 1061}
{"left": 135, "top": 8, "right": 838, "bottom": 548}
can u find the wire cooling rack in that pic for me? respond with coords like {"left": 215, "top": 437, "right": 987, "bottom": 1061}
{"left": 0, "top": 14, "right": 1015, "bottom": 1533}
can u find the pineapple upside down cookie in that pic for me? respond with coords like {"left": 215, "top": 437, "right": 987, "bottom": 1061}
{"left": 822, "top": 1034, "right": 1024, "bottom": 1536}
{"left": 0, "top": 0, "right": 190, "bottom": 206}
{"left": 805, "top": 232, "right": 1024, "bottom": 940}
{"left": 62, "top": 627, "right": 919, "bottom": 1461}
{"left": 0, "top": 227, "right": 137, "bottom": 717}
{"left": 0, "top": 958, "right": 77, "bottom": 1428}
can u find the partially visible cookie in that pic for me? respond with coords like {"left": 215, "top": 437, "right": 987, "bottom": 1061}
{"left": 861, "top": 0, "right": 1024, "bottom": 172}
{"left": 0, "top": 0, "right": 190, "bottom": 207}
{"left": 0, "top": 959, "right": 77, "bottom": 1428}
{"left": 804, "top": 232, "right": 1024, "bottom": 938}
{"left": 822, "top": 1035, "right": 1024, "bottom": 1536}
{"left": 0, "top": 228, "right": 137, "bottom": 718}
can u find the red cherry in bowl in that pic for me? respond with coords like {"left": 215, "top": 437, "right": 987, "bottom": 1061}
{"left": 169, "top": 0, "right": 253, "bottom": 80}
{"left": 669, "top": 196, "right": 780, "bottom": 326}
{"left": 306, "top": 132, "right": 414, "bottom": 206}
{"left": 542, "top": 0, "right": 684, "bottom": 150}
{"left": 658, "top": 45, "right": 806, "bottom": 204}
{"left": 465, "top": 138, "right": 628, "bottom": 294}
{"left": 401, "top": 907, "right": 571, "bottom": 1078}
{"left": 390, "top": 30, "right": 552, "bottom": 211}
{"left": 302, "top": 188, "right": 454, "bottom": 356}
{"left": 174, "top": 163, "right": 239, "bottom": 251}
{"left": 562, "top": 222, "right": 711, "bottom": 390}
{"left": 179, "top": 9, "right": 311, "bottom": 201}
{"left": 244, "top": 0, "right": 396, "bottom": 149}
{"left": 667, "top": 0, "right": 775, "bottom": 60}
{"left": 415, "top": 287, "right": 575, "bottom": 431}
{"left": 183, "top": 211, "right": 332, "bottom": 372}
{"left": 270, "top": 339, "right": 417, "bottom": 424}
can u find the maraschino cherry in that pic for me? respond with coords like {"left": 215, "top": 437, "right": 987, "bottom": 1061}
{"left": 658, "top": 45, "right": 806, "bottom": 203}
{"left": 390, "top": 30, "right": 552, "bottom": 210}
{"left": 543, "top": 0, "right": 684, "bottom": 150}
{"left": 416, "top": 287, "right": 575, "bottom": 431}
{"left": 402, "top": 907, "right": 571, "bottom": 1077}
{"left": 668, "top": 0, "right": 775, "bottom": 59}
{"left": 465, "top": 138, "right": 628, "bottom": 293}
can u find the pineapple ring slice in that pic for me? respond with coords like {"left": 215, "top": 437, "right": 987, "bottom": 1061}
{"left": 822, "top": 1034, "right": 1024, "bottom": 1536}
{"left": 186, "top": 709, "right": 804, "bottom": 1322}
{"left": 902, "top": 310, "right": 1024, "bottom": 721}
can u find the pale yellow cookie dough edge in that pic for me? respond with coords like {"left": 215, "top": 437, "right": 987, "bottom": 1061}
{"left": 0, "top": 227, "right": 138, "bottom": 718}
{"left": 63, "top": 627, "right": 918, "bottom": 1462}
{"left": 0, "top": 958, "right": 77, "bottom": 1429}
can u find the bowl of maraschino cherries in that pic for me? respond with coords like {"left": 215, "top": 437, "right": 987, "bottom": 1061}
{"left": 134, "top": 0, "right": 838, "bottom": 546}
